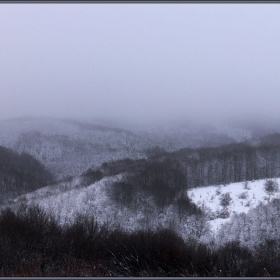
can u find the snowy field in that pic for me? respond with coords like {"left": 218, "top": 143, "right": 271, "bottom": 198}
{"left": 187, "top": 178, "right": 280, "bottom": 233}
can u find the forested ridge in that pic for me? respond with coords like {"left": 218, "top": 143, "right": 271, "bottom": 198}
{"left": 77, "top": 135, "right": 280, "bottom": 216}
{"left": 96, "top": 134, "right": 280, "bottom": 192}
{"left": 170, "top": 142, "right": 280, "bottom": 187}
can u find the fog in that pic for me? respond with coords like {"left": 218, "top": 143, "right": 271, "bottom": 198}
{"left": 1, "top": 4, "right": 280, "bottom": 128}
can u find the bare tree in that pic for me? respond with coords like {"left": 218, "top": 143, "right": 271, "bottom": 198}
{"left": 264, "top": 179, "right": 279, "bottom": 195}
{"left": 220, "top": 192, "right": 232, "bottom": 207}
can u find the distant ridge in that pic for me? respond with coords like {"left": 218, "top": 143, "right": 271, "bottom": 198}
{"left": 61, "top": 118, "right": 134, "bottom": 134}
{"left": 0, "top": 116, "right": 151, "bottom": 180}
{"left": 0, "top": 116, "right": 133, "bottom": 134}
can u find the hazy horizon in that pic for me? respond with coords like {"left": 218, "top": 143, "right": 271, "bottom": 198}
{"left": 1, "top": 3, "right": 280, "bottom": 127}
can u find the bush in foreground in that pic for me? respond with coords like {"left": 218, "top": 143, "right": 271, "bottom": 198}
{"left": 0, "top": 205, "right": 280, "bottom": 276}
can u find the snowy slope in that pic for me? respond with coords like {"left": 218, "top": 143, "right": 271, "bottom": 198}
{"left": 4, "top": 174, "right": 207, "bottom": 240}
{"left": 3, "top": 175, "right": 122, "bottom": 225}
{"left": 4, "top": 174, "right": 140, "bottom": 225}
{"left": 4, "top": 170, "right": 280, "bottom": 246}
{"left": 187, "top": 178, "right": 280, "bottom": 233}
{"left": 0, "top": 117, "right": 256, "bottom": 179}
{"left": 0, "top": 117, "right": 153, "bottom": 179}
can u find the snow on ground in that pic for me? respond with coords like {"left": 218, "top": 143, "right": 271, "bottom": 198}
{"left": 8, "top": 175, "right": 122, "bottom": 225}
{"left": 187, "top": 178, "right": 280, "bottom": 233}
{"left": 7, "top": 174, "right": 156, "bottom": 232}
{"left": 4, "top": 173, "right": 201, "bottom": 238}
{"left": 5, "top": 167, "right": 280, "bottom": 241}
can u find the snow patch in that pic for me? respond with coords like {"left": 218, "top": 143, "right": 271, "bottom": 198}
{"left": 187, "top": 178, "right": 280, "bottom": 233}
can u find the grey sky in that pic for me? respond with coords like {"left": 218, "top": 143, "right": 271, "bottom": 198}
{"left": 1, "top": 3, "right": 280, "bottom": 126}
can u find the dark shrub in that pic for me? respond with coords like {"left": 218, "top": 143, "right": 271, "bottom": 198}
{"left": 104, "top": 228, "right": 188, "bottom": 276}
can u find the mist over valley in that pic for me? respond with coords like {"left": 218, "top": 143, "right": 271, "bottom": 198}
{"left": 1, "top": 3, "right": 280, "bottom": 276}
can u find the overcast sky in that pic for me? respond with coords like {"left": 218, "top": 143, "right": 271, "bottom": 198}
{"left": 1, "top": 3, "right": 280, "bottom": 126}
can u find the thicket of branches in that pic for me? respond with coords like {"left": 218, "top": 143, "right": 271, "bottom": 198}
{"left": 0, "top": 204, "right": 280, "bottom": 276}
{"left": 108, "top": 159, "right": 192, "bottom": 209}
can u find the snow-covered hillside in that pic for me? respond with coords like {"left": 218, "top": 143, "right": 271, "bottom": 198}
{"left": 0, "top": 117, "right": 258, "bottom": 180}
{"left": 4, "top": 174, "right": 207, "bottom": 240}
{"left": 2, "top": 116, "right": 279, "bottom": 248}
{"left": 0, "top": 117, "right": 153, "bottom": 179}
{"left": 3, "top": 171, "right": 280, "bottom": 248}
{"left": 7, "top": 175, "right": 123, "bottom": 226}
{"left": 188, "top": 178, "right": 280, "bottom": 233}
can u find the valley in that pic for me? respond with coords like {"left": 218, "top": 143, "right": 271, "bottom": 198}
{"left": 0, "top": 117, "right": 280, "bottom": 276}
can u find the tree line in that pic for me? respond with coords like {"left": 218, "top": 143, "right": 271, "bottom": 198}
{"left": 154, "top": 139, "right": 280, "bottom": 189}
{"left": 87, "top": 136, "right": 280, "bottom": 206}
